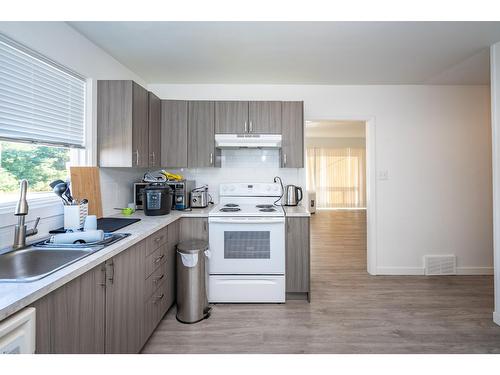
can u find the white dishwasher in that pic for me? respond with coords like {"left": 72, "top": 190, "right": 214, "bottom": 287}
{"left": 0, "top": 307, "right": 36, "bottom": 354}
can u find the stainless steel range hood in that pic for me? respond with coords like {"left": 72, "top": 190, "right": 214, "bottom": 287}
{"left": 215, "top": 134, "right": 282, "bottom": 148}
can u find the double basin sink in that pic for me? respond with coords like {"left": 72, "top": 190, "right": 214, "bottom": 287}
{"left": 0, "top": 233, "right": 130, "bottom": 282}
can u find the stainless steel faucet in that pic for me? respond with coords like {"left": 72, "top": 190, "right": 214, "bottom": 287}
{"left": 13, "top": 179, "right": 40, "bottom": 250}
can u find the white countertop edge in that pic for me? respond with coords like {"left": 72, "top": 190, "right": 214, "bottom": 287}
{"left": 0, "top": 207, "right": 214, "bottom": 321}
{"left": 283, "top": 205, "right": 311, "bottom": 217}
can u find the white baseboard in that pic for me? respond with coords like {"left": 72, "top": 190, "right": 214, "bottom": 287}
{"left": 376, "top": 266, "right": 494, "bottom": 276}
{"left": 376, "top": 267, "right": 424, "bottom": 275}
{"left": 494, "top": 311, "right": 500, "bottom": 326}
{"left": 456, "top": 267, "right": 494, "bottom": 275}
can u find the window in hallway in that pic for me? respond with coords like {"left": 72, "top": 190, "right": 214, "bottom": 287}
{"left": 305, "top": 120, "right": 366, "bottom": 209}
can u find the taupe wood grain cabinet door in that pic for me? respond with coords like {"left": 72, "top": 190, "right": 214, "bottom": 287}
{"left": 31, "top": 264, "right": 106, "bottom": 354}
{"left": 286, "top": 217, "right": 310, "bottom": 293}
{"left": 161, "top": 100, "right": 188, "bottom": 167}
{"left": 188, "top": 101, "right": 215, "bottom": 168}
{"left": 148, "top": 92, "right": 161, "bottom": 168}
{"left": 281, "top": 101, "right": 304, "bottom": 168}
{"left": 249, "top": 101, "right": 282, "bottom": 134}
{"left": 179, "top": 217, "right": 209, "bottom": 242}
{"left": 97, "top": 80, "right": 149, "bottom": 167}
{"left": 105, "top": 241, "right": 146, "bottom": 354}
{"left": 97, "top": 80, "right": 133, "bottom": 167}
{"left": 215, "top": 101, "right": 248, "bottom": 134}
{"left": 132, "top": 82, "right": 149, "bottom": 168}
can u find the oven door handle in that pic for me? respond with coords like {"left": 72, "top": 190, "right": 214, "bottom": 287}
{"left": 209, "top": 217, "right": 285, "bottom": 224}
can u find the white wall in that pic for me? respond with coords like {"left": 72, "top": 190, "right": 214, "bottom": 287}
{"left": 490, "top": 43, "right": 500, "bottom": 326}
{"left": 0, "top": 22, "right": 146, "bottom": 248}
{"left": 306, "top": 137, "right": 366, "bottom": 148}
{"left": 150, "top": 83, "right": 493, "bottom": 275}
{"left": 0, "top": 22, "right": 492, "bottom": 278}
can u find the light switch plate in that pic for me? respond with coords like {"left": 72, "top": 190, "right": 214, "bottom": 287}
{"left": 377, "top": 170, "right": 389, "bottom": 180}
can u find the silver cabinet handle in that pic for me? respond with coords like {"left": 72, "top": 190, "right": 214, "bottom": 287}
{"left": 210, "top": 153, "right": 213, "bottom": 165}
{"left": 107, "top": 261, "right": 114, "bottom": 284}
{"left": 283, "top": 153, "right": 287, "bottom": 166}
{"left": 153, "top": 293, "right": 165, "bottom": 304}
{"left": 153, "top": 274, "right": 165, "bottom": 284}
{"left": 153, "top": 254, "right": 165, "bottom": 264}
{"left": 249, "top": 121, "right": 253, "bottom": 133}
{"left": 244, "top": 121, "right": 247, "bottom": 133}
{"left": 135, "top": 149, "right": 139, "bottom": 166}
{"left": 152, "top": 151, "right": 155, "bottom": 166}
{"left": 100, "top": 264, "right": 106, "bottom": 287}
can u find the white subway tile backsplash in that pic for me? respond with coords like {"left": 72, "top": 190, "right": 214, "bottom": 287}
{"left": 221, "top": 149, "right": 280, "bottom": 168}
{"left": 98, "top": 162, "right": 305, "bottom": 214}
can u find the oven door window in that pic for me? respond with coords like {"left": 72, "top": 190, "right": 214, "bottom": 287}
{"left": 224, "top": 231, "right": 270, "bottom": 259}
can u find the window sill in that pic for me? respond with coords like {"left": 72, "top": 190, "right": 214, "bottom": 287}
{"left": 0, "top": 195, "right": 63, "bottom": 228}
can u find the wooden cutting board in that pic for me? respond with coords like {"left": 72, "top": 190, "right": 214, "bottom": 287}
{"left": 70, "top": 166, "right": 103, "bottom": 218}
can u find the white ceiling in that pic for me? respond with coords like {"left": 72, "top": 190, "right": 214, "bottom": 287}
{"left": 68, "top": 21, "right": 500, "bottom": 84}
{"left": 305, "top": 120, "right": 366, "bottom": 138}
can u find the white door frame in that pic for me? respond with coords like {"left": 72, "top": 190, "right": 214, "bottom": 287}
{"left": 305, "top": 117, "right": 378, "bottom": 275}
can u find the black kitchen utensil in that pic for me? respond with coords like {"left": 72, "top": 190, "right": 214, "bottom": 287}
{"left": 49, "top": 179, "right": 65, "bottom": 189}
{"left": 64, "top": 184, "right": 74, "bottom": 204}
{"left": 53, "top": 183, "right": 70, "bottom": 205}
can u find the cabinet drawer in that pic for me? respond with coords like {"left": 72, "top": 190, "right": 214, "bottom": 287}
{"left": 144, "top": 274, "right": 174, "bottom": 337}
{"left": 144, "top": 261, "right": 168, "bottom": 301}
{"left": 146, "top": 227, "right": 168, "bottom": 257}
{"left": 145, "top": 244, "right": 168, "bottom": 279}
{"left": 144, "top": 279, "right": 170, "bottom": 336}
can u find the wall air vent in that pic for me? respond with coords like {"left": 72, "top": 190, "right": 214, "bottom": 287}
{"left": 424, "top": 255, "right": 457, "bottom": 275}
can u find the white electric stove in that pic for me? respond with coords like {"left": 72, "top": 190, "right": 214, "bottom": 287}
{"left": 208, "top": 183, "right": 286, "bottom": 303}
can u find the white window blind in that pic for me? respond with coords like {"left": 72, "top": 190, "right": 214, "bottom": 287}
{"left": 0, "top": 35, "right": 86, "bottom": 148}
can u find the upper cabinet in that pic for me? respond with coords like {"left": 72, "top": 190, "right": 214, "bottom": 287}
{"left": 248, "top": 101, "right": 282, "bottom": 134}
{"left": 215, "top": 101, "right": 248, "bottom": 134}
{"left": 161, "top": 100, "right": 188, "bottom": 168}
{"left": 97, "top": 88, "right": 304, "bottom": 169}
{"left": 281, "top": 101, "right": 304, "bottom": 168}
{"left": 215, "top": 101, "right": 282, "bottom": 134}
{"left": 148, "top": 92, "right": 161, "bottom": 168}
{"left": 188, "top": 101, "right": 215, "bottom": 168}
{"left": 97, "top": 80, "right": 149, "bottom": 167}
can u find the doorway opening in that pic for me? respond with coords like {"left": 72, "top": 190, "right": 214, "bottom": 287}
{"left": 305, "top": 120, "right": 367, "bottom": 209}
{"left": 305, "top": 119, "right": 374, "bottom": 274}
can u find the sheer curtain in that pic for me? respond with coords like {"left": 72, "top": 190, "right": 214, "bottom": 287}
{"left": 307, "top": 147, "right": 366, "bottom": 208}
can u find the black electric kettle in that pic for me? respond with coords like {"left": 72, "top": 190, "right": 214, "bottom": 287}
{"left": 283, "top": 185, "right": 303, "bottom": 206}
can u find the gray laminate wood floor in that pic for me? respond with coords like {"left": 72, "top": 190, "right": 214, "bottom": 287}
{"left": 141, "top": 210, "right": 500, "bottom": 353}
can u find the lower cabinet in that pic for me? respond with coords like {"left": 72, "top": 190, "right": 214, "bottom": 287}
{"left": 105, "top": 241, "right": 146, "bottom": 354}
{"left": 179, "top": 217, "right": 209, "bottom": 242}
{"left": 31, "top": 264, "right": 106, "bottom": 354}
{"left": 30, "top": 221, "right": 179, "bottom": 354}
{"left": 285, "top": 217, "right": 310, "bottom": 300}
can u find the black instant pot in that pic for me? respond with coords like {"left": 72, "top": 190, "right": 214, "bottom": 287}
{"left": 143, "top": 183, "right": 173, "bottom": 216}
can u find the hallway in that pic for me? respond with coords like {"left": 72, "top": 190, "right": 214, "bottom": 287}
{"left": 142, "top": 210, "right": 500, "bottom": 353}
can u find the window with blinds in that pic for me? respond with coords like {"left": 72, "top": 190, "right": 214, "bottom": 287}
{"left": 0, "top": 35, "right": 86, "bottom": 148}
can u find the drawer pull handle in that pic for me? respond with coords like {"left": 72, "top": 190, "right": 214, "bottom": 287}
{"left": 154, "top": 274, "right": 165, "bottom": 283}
{"left": 154, "top": 293, "right": 165, "bottom": 303}
{"left": 154, "top": 237, "right": 161, "bottom": 242}
{"left": 153, "top": 254, "right": 165, "bottom": 264}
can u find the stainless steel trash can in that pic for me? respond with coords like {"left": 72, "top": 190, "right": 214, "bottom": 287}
{"left": 176, "top": 240, "right": 211, "bottom": 323}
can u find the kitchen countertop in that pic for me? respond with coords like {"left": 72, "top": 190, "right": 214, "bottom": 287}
{"left": 283, "top": 205, "right": 311, "bottom": 217}
{"left": 0, "top": 206, "right": 214, "bottom": 322}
